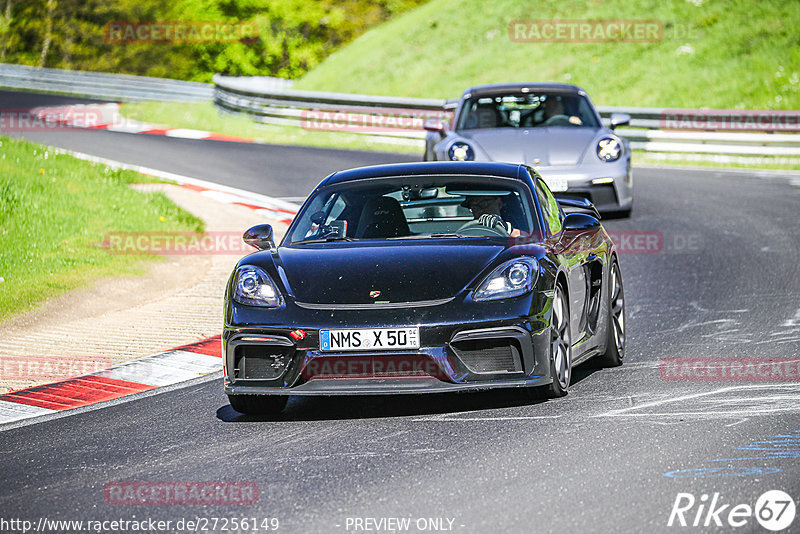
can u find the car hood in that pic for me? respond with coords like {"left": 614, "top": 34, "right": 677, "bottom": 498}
{"left": 460, "top": 128, "right": 599, "bottom": 166}
{"left": 276, "top": 241, "right": 505, "bottom": 304}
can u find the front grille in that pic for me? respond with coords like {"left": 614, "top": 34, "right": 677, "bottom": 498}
{"left": 560, "top": 185, "right": 618, "bottom": 208}
{"left": 589, "top": 184, "right": 618, "bottom": 207}
{"left": 451, "top": 338, "right": 523, "bottom": 374}
{"left": 234, "top": 345, "right": 292, "bottom": 380}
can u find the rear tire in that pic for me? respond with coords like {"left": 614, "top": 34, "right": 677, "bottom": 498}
{"left": 228, "top": 394, "right": 287, "bottom": 415}
{"left": 599, "top": 260, "right": 625, "bottom": 367}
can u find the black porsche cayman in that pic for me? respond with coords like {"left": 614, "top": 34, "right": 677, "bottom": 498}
{"left": 223, "top": 162, "right": 625, "bottom": 414}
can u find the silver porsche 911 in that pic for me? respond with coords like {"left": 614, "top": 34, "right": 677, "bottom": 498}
{"left": 424, "top": 83, "right": 633, "bottom": 217}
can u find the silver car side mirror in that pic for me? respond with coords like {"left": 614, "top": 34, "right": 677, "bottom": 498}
{"left": 423, "top": 118, "right": 447, "bottom": 134}
{"left": 609, "top": 113, "right": 631, "bottom": 129}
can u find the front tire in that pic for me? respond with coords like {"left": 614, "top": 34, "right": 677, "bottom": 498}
{"left": 599, "top": 260, "right": 625, "bottom": 367}
{"left": 228, "top": 394, "right": 287, "bottom": 416}
{"left": 531, "top": 284, "right": 572, "bottom": 399}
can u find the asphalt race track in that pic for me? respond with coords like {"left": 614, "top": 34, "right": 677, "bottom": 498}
{"left": 2, "top": 91, "right": 800, "bottom": 533}
{"left": 0, "top": 89, "right": 418, "bottom": 198}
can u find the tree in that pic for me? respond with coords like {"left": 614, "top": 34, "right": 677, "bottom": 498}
{"left": 0, "top": 0, "right": 12, "bottom": 61}
{"left": 39, "top": 0, "right": 56, "bottom": 66}
{"left": 2, "top": 0, "right": 428, "bottom": 80}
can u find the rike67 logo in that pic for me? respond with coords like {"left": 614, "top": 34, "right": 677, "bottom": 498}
{"left": 668, "top": 490, "right": 796, "bottom": 531}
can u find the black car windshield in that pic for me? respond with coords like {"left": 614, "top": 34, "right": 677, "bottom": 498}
{"left": 285, "top": 175, "right": 541, "bottom": 244}
{"left": 457, "top": 92, "right": 600, "bottom": 130}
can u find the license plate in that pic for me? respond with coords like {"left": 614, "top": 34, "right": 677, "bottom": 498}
{"left": 320, "top": 327, "right": 420, "bottom": 351}
{"left": 543, "top": 176, "right": 568, "bottom": 192}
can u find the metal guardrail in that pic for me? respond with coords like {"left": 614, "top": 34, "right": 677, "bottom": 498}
{"left": 214, "top": 76, "right": 800, "bottom": 157}
{"left": 0, "top": 63, "right": 216, "bottom": 102}
{"left": 3, "top": 64, "right": 796, "bottom": 158}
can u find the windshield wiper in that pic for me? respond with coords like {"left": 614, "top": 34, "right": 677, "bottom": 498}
{"left": 292, "top": 236, "right": 356, "bottom": 244}
{"left": 387, "top": 233, "right": 475, "bottom": 240}
{"left": 427, "top": 233, "right": 473, "bottom": 238}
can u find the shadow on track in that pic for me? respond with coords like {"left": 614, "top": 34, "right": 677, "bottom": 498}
{"left": 216, "top": 360, "right": 607, "bottom": 422}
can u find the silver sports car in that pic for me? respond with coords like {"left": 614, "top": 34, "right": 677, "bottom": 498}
{"left": 424, "top": 83, "right": 633, "bottom": 217}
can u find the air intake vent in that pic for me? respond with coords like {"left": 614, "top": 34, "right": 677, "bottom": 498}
{"left": 234, "top": 345, "right": 292, "bottom": 380}
{"left": 452, "top": 338, "right": 523, "bottom": 374}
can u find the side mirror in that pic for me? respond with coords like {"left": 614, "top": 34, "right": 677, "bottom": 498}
{"left": 562, "top": 213, "right": 601, "bottom": 232}
{"left": 423, "top": 117, "right": 447, "bottom": 134}
{"left": 243, "top": 224, "right": 275, "bottom": 250}
{"left": 609, "top": 112, "right": 630, "bottom": 129}
{"left": 555, "top": 196, "right": 601, "bottom": 219}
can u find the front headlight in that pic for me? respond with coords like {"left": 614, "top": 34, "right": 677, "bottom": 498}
{"left": 473, "top": 258, "right": 539, "bottom": 301}
{"left": 448, "top": 142, "right": 475, "bottom": 161}
{"left": 233, "top": 265, "right": 283, "bottom": 307}
{"left": 596, "top": 137, "right": 622, "bottom": 162}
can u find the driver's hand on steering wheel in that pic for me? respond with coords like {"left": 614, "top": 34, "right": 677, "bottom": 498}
{"left": 477, "top": 214, "right": 512, "bottom": 234}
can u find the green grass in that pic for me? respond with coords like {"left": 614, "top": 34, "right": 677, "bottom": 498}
{"left": 633, "top": 151, "right": 800, "bottom": 171}
{"left": 123, "top": 0, "right": 799, "bottom": 169}
{"left": 295, "top": 0, "right": 800, "bottom": 110}
{"left": 121, "top": 101, "right": 422, "bottom": 154}
{"left": 0, "top": 136, "right": 204, "bottom": 321}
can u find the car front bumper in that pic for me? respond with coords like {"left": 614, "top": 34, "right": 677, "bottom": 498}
{"left": 223, "top": 294, "right": 554, "bottom": 396}
{"left": 535, "top": 160, "right": 633, "bottom": 213}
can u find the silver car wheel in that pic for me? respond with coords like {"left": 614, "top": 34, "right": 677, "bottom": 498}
{"left": 552, "top": 287, "right": 572, "bottom": 390}
{"left": 609, "top": 263, "right": 625, "bottom": 357}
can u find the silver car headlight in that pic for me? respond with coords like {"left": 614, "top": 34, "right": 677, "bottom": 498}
{"left": 596, "top": 137, "right": 622, "bottom": 162}
{"left": 233, "top": 265, "right": 283, "bottom": 307}
{"left": 474, "top": 258, "right": 539, "bottom": 301}
{"left": 448, "top": 142, "right": 475, "bottom": 161}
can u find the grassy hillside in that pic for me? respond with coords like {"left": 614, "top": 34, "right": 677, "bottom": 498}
{"left": 0, "top": 137, "right": 204, "bottom": 321}
{"left": 295, "top": 0, "right": 800, "bottom": 109}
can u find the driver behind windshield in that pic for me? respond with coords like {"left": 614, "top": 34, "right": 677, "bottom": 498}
{"left": 540, "top": 95, "right": 583, "bottom": 126}
{"left": 462, "top": 195, "right": 521, "bottom": 237}
{"left": 542, "top": 96, "right": 563, "bottom": 119}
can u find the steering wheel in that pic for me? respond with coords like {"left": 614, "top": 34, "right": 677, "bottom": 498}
{"left": 457, "top": 220, "right": 510, "bottom": 237}
{"left": 541, "top": 114, "right": 571, "bottom": 126}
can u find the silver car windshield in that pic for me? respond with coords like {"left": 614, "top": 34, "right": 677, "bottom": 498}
{"left": 457, "top": 92, "right": 600, "bottom": 130}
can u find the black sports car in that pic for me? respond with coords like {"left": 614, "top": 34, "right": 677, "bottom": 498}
{"left": 223, "top": 162, "right": 625, "bottom": 414}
